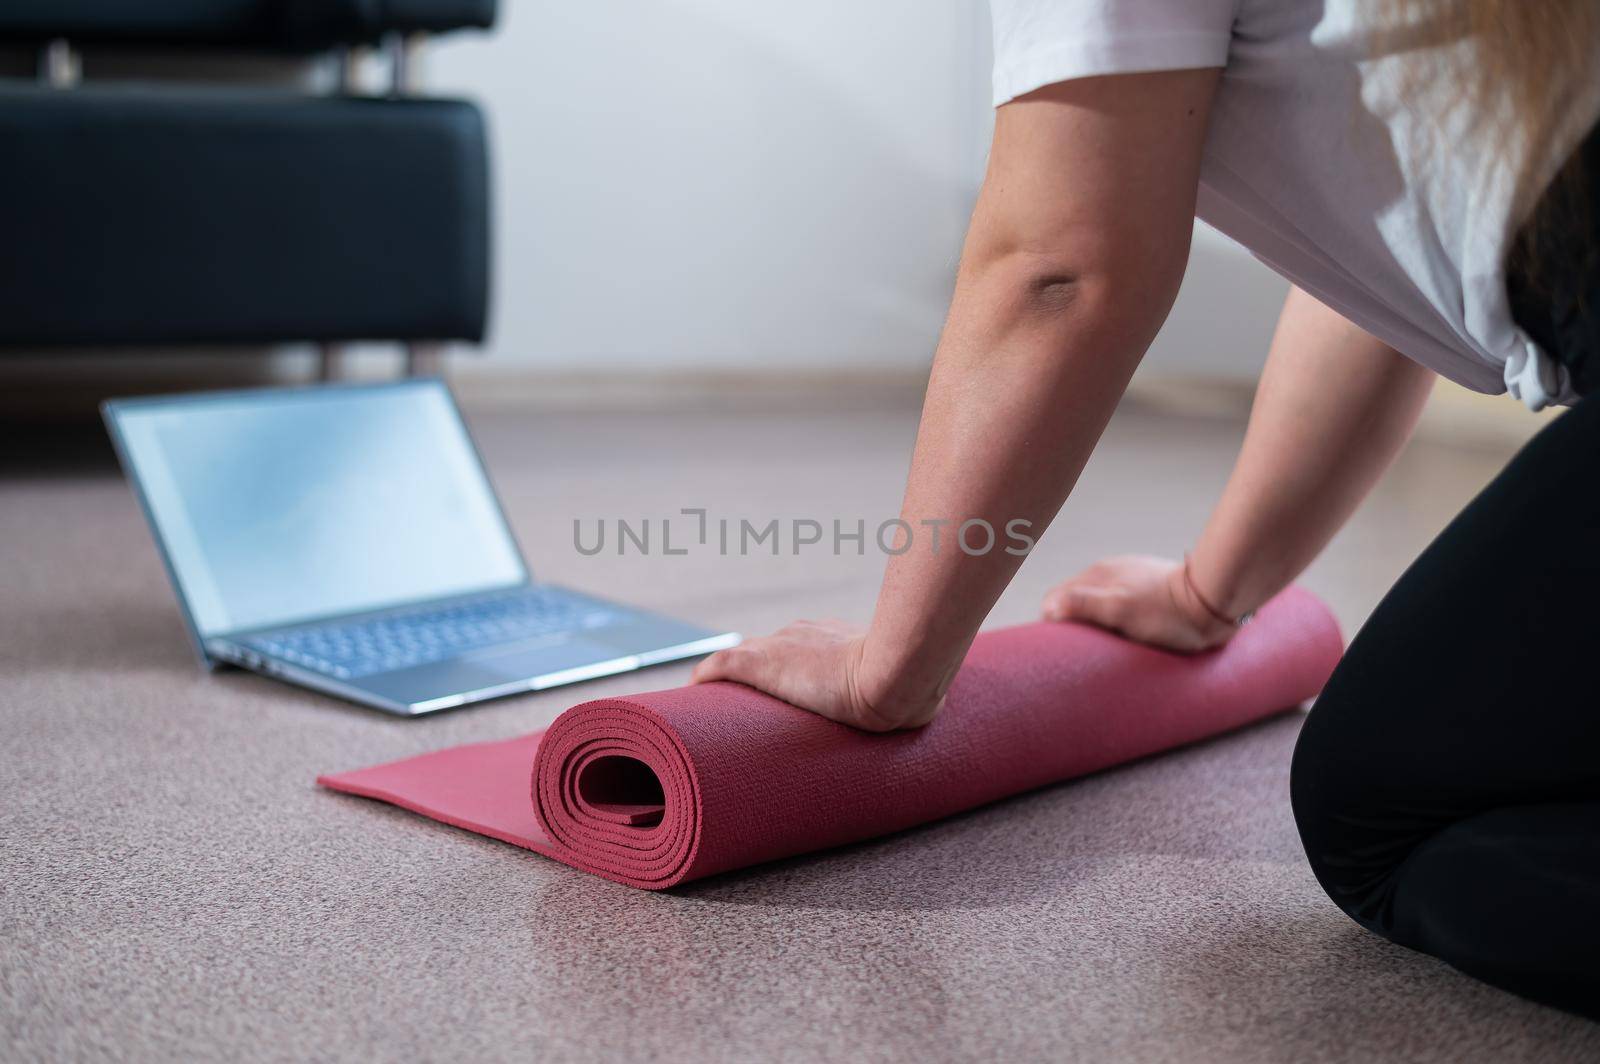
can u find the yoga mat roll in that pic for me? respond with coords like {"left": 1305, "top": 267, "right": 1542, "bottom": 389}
{"left": 320, "top": 587, "right": 1342, "bottom": 890}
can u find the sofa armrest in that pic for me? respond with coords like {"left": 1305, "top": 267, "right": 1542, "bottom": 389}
{"left": 0, "top": 0, "right": 497, "bottom": 52}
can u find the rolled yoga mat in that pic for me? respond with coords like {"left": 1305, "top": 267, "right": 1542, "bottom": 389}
{"left": 319, "top": 587, "right": 1342, "bottom": 890}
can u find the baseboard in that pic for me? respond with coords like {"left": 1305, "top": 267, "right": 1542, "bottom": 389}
{"left": 1123, "top": 372, "right": 1557, "bottom": 455}
{"left": 1, "top": 352, "right": 1559, "bottom": 457}
{"left": 0, "top": 351, "right": 934, "bottom": 418}
{"left": 445, "top": 364, "right": 931, "bottom": 411}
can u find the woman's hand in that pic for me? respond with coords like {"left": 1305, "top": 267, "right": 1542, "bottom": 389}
{"left": 689, "top": 619, "right": 944, "bottom": 732}
{"left": 1041, "top": 554, "right": 1237, "bottom": 653}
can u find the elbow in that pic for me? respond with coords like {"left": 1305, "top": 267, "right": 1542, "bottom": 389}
{"left": 966, "top": 246, "right": 1093, "bottom": 321}
{"left": 1017, "top": 262, "right": 1086, "bottom": 318}
{"left": 960, "top": 227, "right": 1191, "bottom": 334}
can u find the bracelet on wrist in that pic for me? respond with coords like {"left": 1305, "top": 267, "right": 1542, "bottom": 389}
{"left": 1182, "top": 554, "right": 1254, "bottom": 628}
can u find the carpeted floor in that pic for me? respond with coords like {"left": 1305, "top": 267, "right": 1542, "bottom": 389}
{"left": 3, "top": 396, "right": 1596, "bottom": 1062}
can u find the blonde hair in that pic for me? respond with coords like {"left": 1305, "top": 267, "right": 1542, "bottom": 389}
{"left": 1380, "top": 0, "right": 1597, "bottom": 260}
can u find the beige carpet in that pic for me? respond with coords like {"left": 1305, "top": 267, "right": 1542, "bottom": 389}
{"left": 3, "top": 398, "right": 1596, "bottom": 1063}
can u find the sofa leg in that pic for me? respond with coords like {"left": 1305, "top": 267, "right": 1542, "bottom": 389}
{"left": 332, "top": 45, "right": 368, "bottom": 95}
{"left": 405, "top": 342, "right": 444, "bottom": 378}
{"left": 387, "top": 32, "right": 428, "bottom": 97}
{"left": 318, "top": 343, "right": 345, "bottom": 382}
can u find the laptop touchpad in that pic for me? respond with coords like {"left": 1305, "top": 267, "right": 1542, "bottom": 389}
{"left": 466, "top": 637, "right": 627, "bottom": 680}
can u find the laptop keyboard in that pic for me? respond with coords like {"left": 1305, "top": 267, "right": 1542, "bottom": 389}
{"left": 243, "top": 588, "right": 620, "bottom": 680}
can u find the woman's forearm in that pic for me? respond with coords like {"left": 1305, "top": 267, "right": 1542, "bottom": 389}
{"left": 1188, "top": 287, "right": 1436, "bottom": 619}
{"left": 854, "top": 71, "right": 1220, "bottom": 719}
{"left": 857, "top": 251, "right": 1173, "bottom": 714}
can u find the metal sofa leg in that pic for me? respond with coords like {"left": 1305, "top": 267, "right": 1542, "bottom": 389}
{"left": 405, "top": 342, "right": 444, "bottom": 378}
{"left": 387, "top": 32, "right": 428, "bottom": 97}
{"left": 333, "top": 46, "right": 367, "bottom": 95}
{"left": 318, "top": 343, "right": 345, "bottom": 381}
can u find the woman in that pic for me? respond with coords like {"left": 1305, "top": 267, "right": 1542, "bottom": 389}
{"left": 692, "top": 1, "right": 1600, "bottom": 1017}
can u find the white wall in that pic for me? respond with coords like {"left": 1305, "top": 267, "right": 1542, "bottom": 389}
{"left": 427, "top": 1, "right": 1286, "bottom": 379}
{"left": 1144, "top": 225, "right": 1287, "bottom": 380}
{"left": 428, "top": 0, "right": 992, "bottom": 371}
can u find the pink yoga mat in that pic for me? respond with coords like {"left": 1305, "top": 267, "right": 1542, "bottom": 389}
{"left": 320, "top": 588, "right": 1342, "bottom": 890}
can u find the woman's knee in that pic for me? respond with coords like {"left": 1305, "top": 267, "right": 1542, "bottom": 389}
{"left": 1289, "top": 665, "right": 1414, "bottom": 930}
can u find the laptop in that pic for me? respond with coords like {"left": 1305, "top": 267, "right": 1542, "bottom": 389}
{"left": 103, "top": 379, "right": 740, "bottom": 715}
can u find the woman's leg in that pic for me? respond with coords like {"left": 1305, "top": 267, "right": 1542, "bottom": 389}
{"left": 1290, "top": 391, "right": 1600, "bottom": 1019}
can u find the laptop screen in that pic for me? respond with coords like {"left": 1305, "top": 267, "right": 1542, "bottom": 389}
{"left": 107, "top": 380, "right": 528, "bottom": 640}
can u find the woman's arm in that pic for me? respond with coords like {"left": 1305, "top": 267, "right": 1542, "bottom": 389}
{"left": 691, "top": 70, "right": 1221, "bottom": 729}
{"left": 1044, "top": 286, "right": 1436, "bottom": 648}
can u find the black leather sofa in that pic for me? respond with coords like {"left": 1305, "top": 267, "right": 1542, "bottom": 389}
{"left": 0, "top": 2, "right": 495, "bottom": 52}
{"left": 0, "top": 1, "right": 496, "bottom": 369}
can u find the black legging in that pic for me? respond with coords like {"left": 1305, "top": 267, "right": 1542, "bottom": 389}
{"left": 1290, "top": 126, "right": 1600, "bottom": 1020}
{"left": 1290, "top": 392, "right": 1600, "bottom": 1018}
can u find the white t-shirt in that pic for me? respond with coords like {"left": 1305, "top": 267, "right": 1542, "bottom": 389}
{"left": 991, "top": 0, "right": 1600, "bottom": 409}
